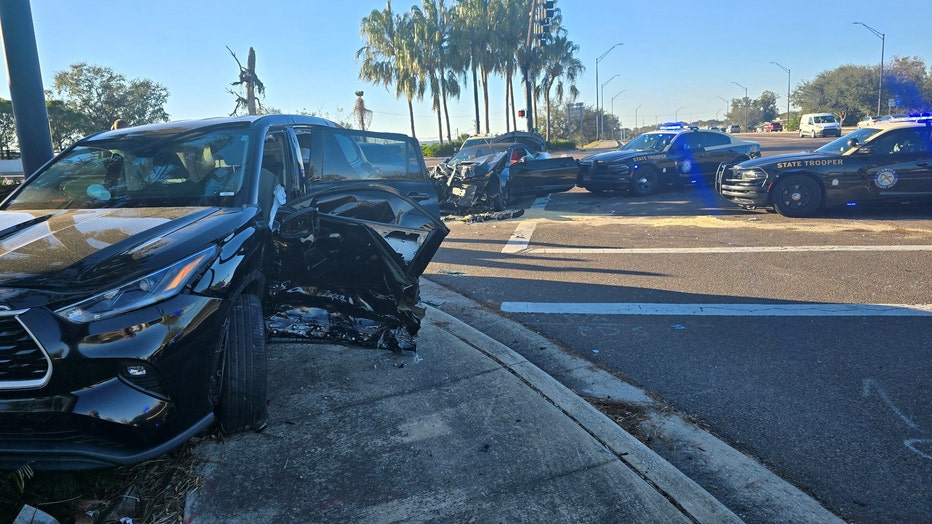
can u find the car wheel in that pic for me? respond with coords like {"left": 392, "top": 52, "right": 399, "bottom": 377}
{"left": 500, "top": 181, "right": 513, "bottom": 207}
{"left": 772, "top": 175, "right": 822, "bottom": 217}
{"left": 488, "top": 177, "right": 506, "bottom": 211}
{"left": 218, "top": 293, "right": 268, "bottom": 433}
{"left": 630, "top": 166, "right": 659, "bottom": 196}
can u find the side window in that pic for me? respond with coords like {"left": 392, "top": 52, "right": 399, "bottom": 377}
{"left": 678, "top": 133, "right": 702, "bottom": 150}
{"left": 869, "top": 129, "right": 921, "bottom": 155}
{"left": 700, "top": 132, "right": 729, "bottom": 147}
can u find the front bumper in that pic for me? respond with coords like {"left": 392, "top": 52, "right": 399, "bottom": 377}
{"left": 715, "top": 164, "right": 771, "bottom": 207}
{"left": 0, "top": 294, "right": 223, "bottom": 470}
{"left": 576, "top": 161, "right": 632, "bottom": 190}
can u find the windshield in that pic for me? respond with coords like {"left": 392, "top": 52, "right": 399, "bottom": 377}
{"left": 620, "top": 132, "right": 677, "bottom": 152}
{"left": 447, "top": 145, "right": 510, "bottom": 165}
{"left": 4, "top": 128, "right": 252, "bottom": 210}
{"left": 813, "top": 115, "right": 837, "bottom": 124}
{"left": 815, "top": 128, "right": 880, "bottom": 154}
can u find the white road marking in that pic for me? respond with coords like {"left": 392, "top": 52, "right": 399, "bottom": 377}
{"left": 500, "top": 302, "right": 932, "bottom": 316}
{"left": 501, "top": 195, "right": 550, "bottom": 254}
{"left": 527, "top": 245, "right": 932, "bottom": 255}
{"left": 862, "top": 378, "right": 922, "bottom": 431}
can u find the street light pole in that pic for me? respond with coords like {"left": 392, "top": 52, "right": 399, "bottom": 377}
{"left": 600, "top": 74, "right": 618, "bottom": 140}
{"left": 771, "top": 61, "right": 791, "bottom": 122}
{"left": 611, "top": 89, "right": 626, "bottom": 140}
{"left": 717, "top": 96, "right": 728, "bottom": 124}
{"left": 731, "top": 81, "right": 748, "bottom": 133}
{"left": 634, "top": 103, "right": 640, "bottom": 137}
{"left": 675, "top": 105, "right": 685, "bottom": 121}
{"left": 595, "top": 42, "right": 623, "bottom": 140}
{"left": 853, "top": 22, "right": 885, "bottom": 116}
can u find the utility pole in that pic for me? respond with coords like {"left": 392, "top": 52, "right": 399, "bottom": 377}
{"left": 522, "top": 1, "right": 557, "bottom": 132}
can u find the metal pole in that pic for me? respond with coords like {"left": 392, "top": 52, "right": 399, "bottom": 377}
{"left": 854, "top": 22, "right": 885, "bottom": 116}
{"left": 0, "top": 0, "right": 54, "bottom": 175}
{"left": 611, "top": 89, "right": 626, "bottom": 141}
{"left": 732, "top": 81, "right": 748, "bottom": 133}
{"left": 595, "top": 43, "right": 622, "bottom": 141}
{"left": 600, "top": 74, "right": 618, "bottom": 140}
{"left": 771, "top": 62, "right": 790, "bottom": 122}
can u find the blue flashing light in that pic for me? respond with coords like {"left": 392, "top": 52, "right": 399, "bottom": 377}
{"left": 846, "top": 202, "right": 857, "bottom": 206}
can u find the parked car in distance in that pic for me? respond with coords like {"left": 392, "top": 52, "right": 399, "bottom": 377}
{"left": 799, "top": 112, "right": 842, "bottom": 138}
{"left": 577, "top": 127, "right": 761, "bottom": 196}
{"left": 716, "top": 118, "right": 932, "bottom": 217}
{"left": 727, "top": 124, "right": 741, "bottom": 133}
{"left": 432, "top": 142, "right": 577, "bottom": 212}
{"left": 0, "top": 114, "right": 448, "bottom": 471}
{"left": 858, "top": 115, "right": 879, "bottom": 128}
{"left": 765, "top": 121, "right": 784, "bottom": 132}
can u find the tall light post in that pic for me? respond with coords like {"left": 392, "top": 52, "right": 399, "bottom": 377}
{"left": 600, "top": 74, "right": 619, "bottom": 139}
{"left": 611, "top": 89, "right": 627, "bottom": 140}
{"left": 732, "top": 81, "right": 748, "bottom": 133}
{"left": 634, "top": 103, "right": 641, "bottom": 136}
{"left": 674, "top": 105, "right": 685, "bottom": 121}
{"left": 853, "top": 22, "right": 885, "bottom": 116}
{"left": 595, "top": 42, "right": 623, "bottom": 140}
{"left": 771, "top": 62, "right": 791, "bottom": 122}
{"left": 717, "top": 96, "right": 729, "bottom": 124}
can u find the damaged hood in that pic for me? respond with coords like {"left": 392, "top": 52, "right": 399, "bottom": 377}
{"left": 0, "top": 207, "right": 232, "bottom": 291}
{"left": 435, "top": 151, "right": 508, "bottom": 182}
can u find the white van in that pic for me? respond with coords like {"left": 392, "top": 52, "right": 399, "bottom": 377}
{"left": 799, "top": 113, "right": 842, "bottom": 138}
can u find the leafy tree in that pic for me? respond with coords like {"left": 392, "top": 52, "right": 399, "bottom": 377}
{"left": 792, "top": 64, "right": 876, "bottom": 124}
{"left": 0, "top": 99, "right": 15, "bottom": 157}
{"left": 410, "top": 0, "right": 459, "bottom": 143}
{"left": 45, "top": 99, "right": 90, "bottom": 151}
{"left": 454, "top": 0, "right": 496, "bottom": 135}
{"left": 884, "top": 55, "right": 930, "bottom": 113}
{"left": 51, "top": 62, "right": 169, "bottom": 133}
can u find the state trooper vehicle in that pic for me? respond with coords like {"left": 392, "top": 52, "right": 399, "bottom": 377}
{"left": 577, "top": 123, "right": 761, "bottom": 196}
{"left": 716, "top": 117, "right": 932, "bottom": 217}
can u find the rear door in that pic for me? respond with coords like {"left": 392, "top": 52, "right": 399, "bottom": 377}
{"left": 294, "top": 127, "right": 440, "bottom": 217}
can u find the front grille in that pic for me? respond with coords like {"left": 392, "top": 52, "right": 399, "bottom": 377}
{"left": 0, "top": 311, "right": 51, "bottom": 389}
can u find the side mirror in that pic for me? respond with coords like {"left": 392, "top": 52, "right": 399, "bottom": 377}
{"left": 847, "top": 138, "right": 860, "bottom": 148}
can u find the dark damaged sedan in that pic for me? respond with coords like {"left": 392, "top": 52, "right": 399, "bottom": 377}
{"left": 0, "top": 115, "right": 447, "bottom": 470}
{"left": 431, "top": 143, "right": 577, "bottom": 212}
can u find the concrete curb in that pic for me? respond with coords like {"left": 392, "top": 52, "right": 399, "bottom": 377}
{"left": 421, "top": 278, "right": 845, "bottom": 523}
{"left": 424, "top": 303, "right": 743, "bottom": 523}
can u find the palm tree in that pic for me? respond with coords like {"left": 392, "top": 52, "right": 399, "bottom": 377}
{"left": 537, "top": 32, "right": 584, "bottom": 141}
{"left": 411, "top": 0, "right": 453, "bottom": 143}
{"left": 454, "top": 0, "right": 495, "bottom": 135}
{"left": 491, "top": 0, "right": 529, "bottom": 133}
{"left": 357, "top": 2, "right": 424, "bottom": 138}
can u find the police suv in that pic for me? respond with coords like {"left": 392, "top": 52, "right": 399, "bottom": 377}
{"left": 716, "top": 118, "right": 932, "bottom": 217}
{"left": 577, "top": 123, "right": 761, "bottom": 196}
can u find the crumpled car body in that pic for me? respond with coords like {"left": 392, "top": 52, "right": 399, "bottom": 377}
{"left": 0, "top": 115, "right": 447, "bottom": 470}
{"left": 432, "top": 143, "right": 577, "bottom": 213}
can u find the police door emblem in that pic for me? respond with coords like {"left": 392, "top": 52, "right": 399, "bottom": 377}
{"left": 873, "top": 170, "right": 898, "bottom": 189}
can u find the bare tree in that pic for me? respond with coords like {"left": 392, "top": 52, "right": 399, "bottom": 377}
{"left": 351, "top": 90, "right": 373, "bottom": 130}
{"left": 227, "top": 46, "right": 265, "bottom": 115}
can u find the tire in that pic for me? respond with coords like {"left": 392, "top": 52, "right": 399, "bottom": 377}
{"left": 799, "top": 130, "right": 804, "bottom": 138}
{"left": 218, "top": 293, "right": 268, "bottom": 433}
{"left": 500, "top": 181, "right": 512, "bottom": 207}
{"left": 630, "top": 166, "right": 659, "bottom": 196}
{"left": 488, "top": 177, "right": 506, "bottom": 211}
{"left": 772, "top": 175, "right": 822, "bottom": 217}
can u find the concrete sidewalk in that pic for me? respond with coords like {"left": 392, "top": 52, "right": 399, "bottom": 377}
{"left": 184, "top": 302, "right": 740, "bottom": 522}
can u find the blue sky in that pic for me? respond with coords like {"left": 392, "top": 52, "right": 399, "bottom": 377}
{"left": 1, "top": 0, "right": 930, "bottom": 140}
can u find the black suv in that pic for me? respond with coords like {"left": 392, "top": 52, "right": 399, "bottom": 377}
{"left": 577, "top": 126, "right": 761, "bottom": 195}
{"left": 0, "top": 115, "right": 447, "bottom": 470}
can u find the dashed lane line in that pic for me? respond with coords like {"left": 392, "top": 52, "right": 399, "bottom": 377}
{"left": 500, "top": 302, "right": 932, "bottom": 316}
{"left": 501, "top": 196, "right": 550, "bottom": 254}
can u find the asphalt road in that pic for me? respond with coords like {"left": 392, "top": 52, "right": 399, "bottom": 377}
{"left": 425, "top": 133, "right": 932, "bottom": 523}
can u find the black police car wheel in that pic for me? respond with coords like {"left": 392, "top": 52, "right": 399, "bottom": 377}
{"left": 631, "top": 166, "right": 659, "bottom": 196}
{"left": 218, "top": 293, "right": 268, "bottom": 433}
{"left": 773, "top": 175, "right": 822, "bottom": 217}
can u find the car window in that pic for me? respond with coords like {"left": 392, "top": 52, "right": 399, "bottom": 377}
{"left": 4, "top": 128, "right": 252, "bottom": 210}
{"left": 316, "top": 128, "right": 426, "bottom": 182}
{"left": 701, "top": 132, "right": 730, "bottom": 147}
{"left": 868, "top": 128, "right": 930, "bottom": 155}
